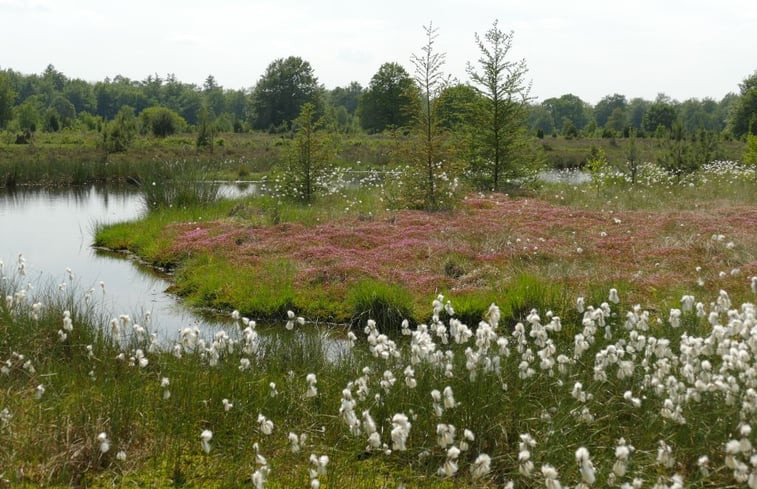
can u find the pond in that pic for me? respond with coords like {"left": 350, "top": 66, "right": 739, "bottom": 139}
{"left": 0, "top": 184, "right": 258, "bottom": 340}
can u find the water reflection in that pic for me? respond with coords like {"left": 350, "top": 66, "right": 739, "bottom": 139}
{"left": 0, "top": 184, "right": 227, "bottom": 340}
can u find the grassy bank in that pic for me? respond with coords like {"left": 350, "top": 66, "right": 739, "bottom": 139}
{"left": 94, "top": 162, "right": 757, "bottom": 333}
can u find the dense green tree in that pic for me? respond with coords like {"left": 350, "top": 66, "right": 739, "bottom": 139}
{"left": 94, "top": 77, "right": 150, "bottom": 120}
{"left": 542, "top": 94, "right": 592, "bottom": 132}
{"left": 692, "top": 129, "right": 722, "bottom": 167}
{"left": 730, "top": 71, "right": 757, "bottom": 138}
{"left": 435, "top": 84, "right": 485, "bottom": 130}
{"left": 358, "top": 62, "right": 417, "bottom": 133}
{"left": 661, "top": 119, "right": 695, "bottom": 179}
{"left": 606, "top": 107, "right": 628, "bottom": 133}
{"left": 678, "top": 97, "right": 721, "bottom": 132}
{"left": 63, "top": 79, "right": 97, "bottom": 115}
{"left": 2, "top": 68, "right": 32, "bottom": 102}
{"left": 642, "top": 99, "right": 677, "bottom": 134}
{"left": 42, "top": 64, "right": 66, "bottom": 92}
{"left": 224, "top": 88, "right": 249, "bottom": 124}
{"left": 0, "top": 71, "right": 16, "bottom": 129}
{"left": 202, "top": 75, "right": 225, "bottom": 117}
{"left": 562, "top": 118, "right": 578, "bottom": 139}
{"left": 50, "top": 95, "right": 76, "bottom": 128}
{"left": 140, "top": 74, "right": 163, "bottom": 105}
{"left": 139, "top": 106, "right": 186, "bottom": 137}
{"left": 526, "top": 104, "right": 555, "bottom": 135}
{"left": 250, "top": 56, "right": 321, "bottom": 131}
{"left": 594, "top": 93, "right": 627, "bottom": 128}
{"left": 328, "top": 82, "right": 362, "bottom": 114}
{"left": 467, "top": 20, "right": 532, "bottom": 190}
{"left": 627, "top": 97, "right": 650, "bottom": 130}
{"left": 14, "top": 98, "right": 41, "bottom": 132}
{"left": 175, "top": 89, "right": 203, "bottom": 125}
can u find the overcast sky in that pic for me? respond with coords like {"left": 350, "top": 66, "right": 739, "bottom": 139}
{"left": 1, "top": 0, "right": 755, "bottom": 104}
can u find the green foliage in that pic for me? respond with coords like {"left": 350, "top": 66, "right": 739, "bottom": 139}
{"left": 642, "top": 99, "right": 677, "bottom": 134}
{"left": 594, "top": 93, "right": 627, "bottom": 128}
{"left": 744, "top": 134, "right": 757, "bottom": 166}
{"left": 526, "top": 103, "right": 555, "bottom": 135}
{"left": 586, "top": 146, "right": 609, "bottom": 176}
{"left": 14, "top": 99, "right": 39, "bottom": 132}
{"left": 660, "top": 119, "right": 696, "bottom": 179}
{"left": 347, "top": 279, "right": 414, "bottom": 334}
{"left": 76, "top": 111, "right": 101, "bottom": 131}
{"left": 730, "top": 72, "right": 757, "bottom": 138}
{"left": 542, "top": 94, "right": 592, "bottom": 132}
{"left": 562, "top": 119, "right": 578, "bottom": 139}
{"left": 624, "top": 129, "right": 641, "bottom": 183}
{"left": 63, "top": 78, "right": 97, "bottom": 114}
{"left": 284, "top": 102, "right": 334, "bottom": 202}
{"left": 328, "top": 81, "right": 362, "bottom": 114}
{"left": 435, "top": 84, "right": 485, "bottom": 130}
{"left": 195, "top": 106, "right": 215, "bottom": 150}
{"left": 357, "top": 62, "right": 418, "bottom": 133}
{"left": 202, "top": 74, "right": 225, "bottom": 116}
{"left": 466, "top": 20, "right": 533, "bottom": 191}
{"left": 692, "top": 129, "right": 722, "bottom": 167}
{"left": 50, "top": 95, "right": 76, "bottom": 128}
{"left": 403, "top": 22, "right": 458, "bottom": 211}
{"left": 678, "top": 97, "right": 722, "bottom": 133}
{"left": 140, "top": 106, "right": 187, "bottom": 137}
{"left": 102, "top": 105, "right": 138, "bottom": 153}
{"left": 250, "top": 56, "right": 322, "bottom": 131}
{"left": 605, "top": 106, "right": 628, "bottom": 132}
{"left": 44, "top": 107, "right": 61, "bottom": 132}
{"left": 0, "top": 71, "right": 16, "bottom": 128}
{"left": 627, "top": 97, "right": 650, "bottom": 130}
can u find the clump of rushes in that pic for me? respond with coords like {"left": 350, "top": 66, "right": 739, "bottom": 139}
{"left": 347, "top": 279, "right": 414, "bottom": 334}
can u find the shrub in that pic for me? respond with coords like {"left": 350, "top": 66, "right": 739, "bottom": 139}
{"left": 102, "top": 106, "right": 137, "bottom": 153}
{"left": 139, "top": 106, "right": 187, "bottom": 137}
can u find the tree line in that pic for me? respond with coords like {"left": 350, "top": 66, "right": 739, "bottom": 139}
{"left": 0, "top": 57, "right": 754, "bottom": 140}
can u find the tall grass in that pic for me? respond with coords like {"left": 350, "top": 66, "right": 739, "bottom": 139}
{"left": 2, "top": 260, "right": 757, "bottom": 487}
{"left": 135, "top": 159, "right": 221, "bottom": 210}
{"left": 347, "top": 279, "right": 414, "bottom": 333}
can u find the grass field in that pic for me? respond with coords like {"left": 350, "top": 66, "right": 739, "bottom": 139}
{"left": 1, "top": 129, "right": 746, "bottom": 187}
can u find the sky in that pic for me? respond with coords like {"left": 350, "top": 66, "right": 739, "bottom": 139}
{"left": 1, "top": 0, "right": 755, "bottom": 105}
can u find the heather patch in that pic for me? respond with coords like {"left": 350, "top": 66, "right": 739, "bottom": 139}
{"left": 150, "top": 193, "right": 757, "bottom": 322}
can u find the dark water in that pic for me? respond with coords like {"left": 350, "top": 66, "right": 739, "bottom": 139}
{"left": 0, "top": 185, "right": 245, "bottom": 339}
